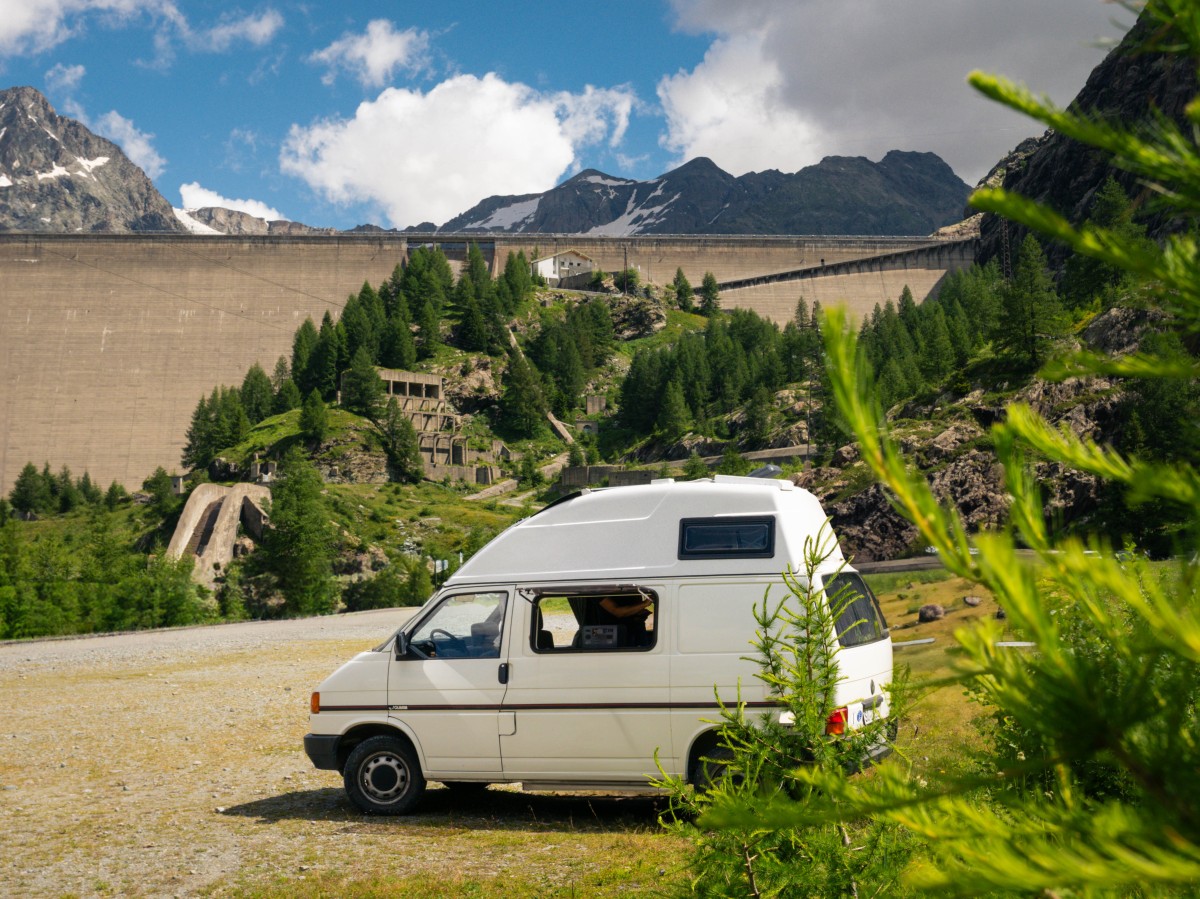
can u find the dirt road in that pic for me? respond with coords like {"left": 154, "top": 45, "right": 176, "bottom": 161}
{"left": 0, "top": 612, "right": 677, "bottom": 897}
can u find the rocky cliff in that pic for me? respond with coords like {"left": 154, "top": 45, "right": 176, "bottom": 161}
{"left": 977, "top": 13, "right": 1198, "bottom": 266}
{"left": 437, "top": 151, "right": 971, "bottom": 237}
{"left": 0, "top": 86, "right": 185, "bottom": 233}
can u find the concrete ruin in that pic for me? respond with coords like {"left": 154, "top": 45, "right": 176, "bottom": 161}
{"left": 166, "top": 483, "right": 271, "bottom": 588}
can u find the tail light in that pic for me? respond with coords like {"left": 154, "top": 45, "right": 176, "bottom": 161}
{"left": 310, "top": 692, "right": 321, "bottom": 714}
{"left": 825, "top": 707, "right": 847, "bottom": 735}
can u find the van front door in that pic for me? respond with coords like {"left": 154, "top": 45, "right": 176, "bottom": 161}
{"left": 498, "top": 588, "right": 673, "bottom": 782}
{"left": 388, "top": 590, "right": 509, "bottom": 774}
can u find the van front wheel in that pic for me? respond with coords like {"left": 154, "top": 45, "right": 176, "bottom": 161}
{"left": 344, "top": 735, "right": 426, "bottom": 815}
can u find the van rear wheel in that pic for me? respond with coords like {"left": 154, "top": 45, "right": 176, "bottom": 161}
{"left": 691, "top": 745, "right": 739, "bottom": 793}
{"left": 344, "top": 735, "right": 426, "bottom": 815}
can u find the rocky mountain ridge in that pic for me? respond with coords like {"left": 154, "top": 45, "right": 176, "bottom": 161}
{"left": 436, "top": 151, "right": 971, "bottom": 236}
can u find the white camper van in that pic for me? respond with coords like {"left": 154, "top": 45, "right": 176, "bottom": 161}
{"left": 304, "top": 475, "right": 893, "bottom": 814}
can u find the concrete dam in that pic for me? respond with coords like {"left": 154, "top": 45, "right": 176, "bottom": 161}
{"left": 0, "top": 232, "right": 975, "bottom": 493}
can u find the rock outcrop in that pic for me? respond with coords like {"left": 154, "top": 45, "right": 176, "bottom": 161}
{"left": 181, "top": 206, "right": 334, "bottom": 236}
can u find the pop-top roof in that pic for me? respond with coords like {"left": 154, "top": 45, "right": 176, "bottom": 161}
{"left": 445, "top": 475, "right": 845, "bottom": 587}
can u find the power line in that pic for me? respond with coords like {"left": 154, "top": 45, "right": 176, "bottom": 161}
{"left": 35, "top": 243, "right": 346, "bottom": 334}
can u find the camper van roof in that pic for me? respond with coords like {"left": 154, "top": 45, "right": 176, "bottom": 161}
{"left": 445, "top": 475, "right": 845, "bottom": 587}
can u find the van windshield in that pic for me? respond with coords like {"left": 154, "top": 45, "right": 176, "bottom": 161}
{"left": 823, "top": 573, "right": 888, "bottom": 648}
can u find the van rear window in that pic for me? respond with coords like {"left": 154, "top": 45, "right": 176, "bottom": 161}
{"left": 824, "top": 573, "right": 889, "bottom": 647}
{"left": 678, "top": 516, "right": 775, "bottom": 559}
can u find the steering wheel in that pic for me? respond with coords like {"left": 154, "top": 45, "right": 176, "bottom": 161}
{"left": 429, "top": 628, "right": 468, "bottom": 656}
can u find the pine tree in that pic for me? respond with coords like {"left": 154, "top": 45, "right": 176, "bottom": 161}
{"left": 657, "top": 379, "right": 692, "bottom": 439}
{"left": 673, "top": 267, "right": 694, "bottom": 312}
{"left": 141, "top": 467, "right": 176, "bottom": 516}
{"left": 375, "top": 398, "right": 424, "bottom": 483}
{"left": 454, "top": 277, "right": 489, "bottom": 352}
{"left": 182, "top": 392, "right": 215, "bottom": 470}
{"left": 699, "top": 271, "right": 720, "bottom": 316}
{"left": 416, "top": 297, "right": 441, "bottom": 360}
{"left": 264, "top": 449, "right": 336, "bottom": 616}
{"left": 291, "top": 317, "right": 319, "bottom": 395}
{"left": 342, "top": 347, "right": 384, "bottom": 418}
{"left": 918, "top": 304, "right": 954, "bottom": 383}
{"left": 273, "top": 378, "right": 302, "bottom": 414}
{"left": 240, "top": 363, "right": 275, "bottom": 424}
{"left": 682, "top": 451, "right": 709, "bottom": 480}
{"left": 996, "top": 234, "right": 1069, "bottom": 369}
{"left": 103, "top": 481, "right": 128, "bottom": 510}
{"left": 498, "top": 350, "right": 548, "bottom": 438}
{"left": 307, "top": 313, "right": 341, "bottom": 400}
{"left": 299, "top": 390, "right": 328, "bottom": 445}
{"left": 270, "top": 356, "right": 290, "bottom": 392}
{"left": 380, "top": 317, "right": 417, "bottom": 370}
{"left": 9, "top": 463, "right": 47, "bottom": 517}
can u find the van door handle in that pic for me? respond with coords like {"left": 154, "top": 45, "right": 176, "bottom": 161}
{"left": 498, "top": 663, "right": 510, "bottom": 684}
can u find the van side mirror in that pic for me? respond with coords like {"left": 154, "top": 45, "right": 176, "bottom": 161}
{"left": 395, "top": 632, "right": 409, "bottom": 659}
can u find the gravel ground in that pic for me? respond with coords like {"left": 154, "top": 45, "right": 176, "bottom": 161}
{"left": 0, "top": 611, "right": 675, "bottom": 898}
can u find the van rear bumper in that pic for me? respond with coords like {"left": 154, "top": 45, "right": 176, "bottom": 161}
{"left": 304, "top": 734, "right": 341, "bottom": 771}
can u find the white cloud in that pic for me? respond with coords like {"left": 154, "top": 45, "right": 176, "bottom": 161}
{"left": 309, "top": 20, "right": 430, "bottom": 88}
{"left": 280, "top": 73, "right": 636, "bottom": 227}
{"left": 0, "top": 0, "right": 155, "bottom": 55}
{"left": 45, "top": 61, "right": 86, "bottom": 91}
{"left": 94, "top": 109, "right": 166, "bottom": 178}
{"left": 179, "top": 181, "right": 284, "bottom": 221}
{"left": 0, "top": 1, "right": 283, "bottom": 64}
{"left": 658, "top": 31, "right": 822, "bottom": 177}
{"left": 660, "top": 0, "right": 1132, "bottom": 183}
{"left": 198, "top": 9, "right": 283, "bottom": 52}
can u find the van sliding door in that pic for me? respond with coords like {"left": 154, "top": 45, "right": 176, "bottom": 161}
{"left": 499, "top": 586, "right": 673, "bottom": 781}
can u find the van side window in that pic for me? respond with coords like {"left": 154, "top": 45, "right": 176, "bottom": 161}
{"left": 823, "top": 573, "right": 888, "bottom": 647}
{"left": 407, "top": 592, "right": 507, "bottom": 659}
{"left": 530, "top": 591, "right": 657, "bottom": 653}
{"left": 678, "top": 516, "right": 775, "bottom": 559}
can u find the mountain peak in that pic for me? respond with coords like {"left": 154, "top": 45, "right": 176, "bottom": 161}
{"left": 0, "top": 85, "right": 184, "bottom": 233}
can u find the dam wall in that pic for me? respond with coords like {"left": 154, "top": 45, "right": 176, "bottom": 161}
{"left": 0, "top": 232, "right": 974, "bottom": 494}
{"left": 0, "top": 234, "right": 407, "bottom": 494}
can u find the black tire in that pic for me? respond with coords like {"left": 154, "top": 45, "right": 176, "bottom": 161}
{"left": 343, "top": 735, "right": 426, "bottom": 815}
{"left": 442, "top": 781, "right": 490, "bottom": 793}
{"left": 690, "top": 744, "right": 737, "bottom": 793}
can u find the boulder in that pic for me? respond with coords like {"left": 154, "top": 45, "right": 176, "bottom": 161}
{"left": 918, "top": 604, "right": 946, "bottom": 623}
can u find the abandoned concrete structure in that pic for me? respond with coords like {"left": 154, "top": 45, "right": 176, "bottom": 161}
{"left": 357, "top": 368, "right": 503, "bottom": 485}
{"left": 166, "top": 483, "right": 271, "bottom": 588}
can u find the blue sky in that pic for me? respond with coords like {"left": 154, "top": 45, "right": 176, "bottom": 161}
{"left": 0, "top": 1, "right": 1132, "bottom": 230}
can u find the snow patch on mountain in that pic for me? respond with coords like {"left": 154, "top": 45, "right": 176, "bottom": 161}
{"left": 582, "top": 174, "right": 634, "bottom": 187}
{"left": 469, "top": 196, "right": 540, "bottom": 230}
{"left": 172, "top": 208, "right": 223, "bottom": 234}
